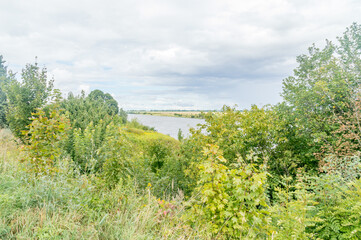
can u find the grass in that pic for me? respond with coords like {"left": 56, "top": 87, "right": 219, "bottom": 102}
{"left": 0, "top": 129, "right": 207, "bottom": 240}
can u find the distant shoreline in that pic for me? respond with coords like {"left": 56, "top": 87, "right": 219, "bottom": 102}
{"left": 127, "top": 110, "right": 214, "bottom": 119}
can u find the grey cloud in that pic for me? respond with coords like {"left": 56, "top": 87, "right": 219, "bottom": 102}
{"left": 0, "top": 0, "right": 361, "bottom": 109}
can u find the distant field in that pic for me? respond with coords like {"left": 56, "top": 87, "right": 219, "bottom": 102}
{"left": 128, "top": 111, "right": 210, "bottom": 119}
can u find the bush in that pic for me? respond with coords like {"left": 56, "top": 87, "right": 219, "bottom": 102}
{"left": 269, "top": 174, "right": 318, "bottom": 239}
{"left": 187, "top": 144, "right": 270, "bottom": 239}
{"left": 21, "top": 108, "right": 70, "bottom": 175}
{"left": 72, "top": 120, "right": 109, "bottom": 173}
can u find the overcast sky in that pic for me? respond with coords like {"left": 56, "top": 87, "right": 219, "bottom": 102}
{"left": 1, "top": 0, "right": 361, "bottom": 110}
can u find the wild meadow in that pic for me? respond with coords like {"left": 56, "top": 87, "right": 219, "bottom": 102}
{"left": 1, "top": 23, "right": 361, "bottom": 239}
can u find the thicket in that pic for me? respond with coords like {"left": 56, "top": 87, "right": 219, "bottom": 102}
{"left": 1, "top": 23, "right": 361, "bottom": 239}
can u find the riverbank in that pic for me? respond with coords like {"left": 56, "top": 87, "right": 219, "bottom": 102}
{"left": 127, "top": 111, "right": 211, "bottom": 119}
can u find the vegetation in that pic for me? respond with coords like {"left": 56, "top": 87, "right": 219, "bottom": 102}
{"left": 4, "top": 61, "right": 54, "bottom": 140}
{"left": 1, "top": 23, "right": 361, "bottom": 239}
{"left": 0, "top": 56, "right": 12, "bottom": 128}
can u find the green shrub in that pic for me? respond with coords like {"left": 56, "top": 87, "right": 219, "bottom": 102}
{"left": 98, "top": 125, "right": 138, "bottom": 188}
{"left": 72, "top": 120, "right": 108, "bottom": 173}
{"left": 270, "top": 174, "right": 318, "bottom": 239}
{"left": 21, "top": 108, "right": 70, "bottom": 175}
{"left": 306, "top": 175, "right": 361, "bottom": 239}
{"left": 187, "top": 144, "right": 270, "bottom": 239}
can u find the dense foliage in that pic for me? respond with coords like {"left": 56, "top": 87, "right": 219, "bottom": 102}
{"left": 21, "top": 107, "right": 70, "bottom": 175}
{"left": 1, "top": 23, "right": 361, "bottom": 239}
{"left": 0, "top": 56, "right": 11, "bottom": 128}
{"left": 3, "top": 61, "right": 54, "bottom": 139}
{"left": 188, "top": 145, "right": 270, "bottom": 238}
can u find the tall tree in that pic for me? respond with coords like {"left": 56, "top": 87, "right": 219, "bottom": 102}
{"left": 280, "top": 23, "right": 361, "bottom": 166}
{"left": 4, "top": 60, "right": 54, "bottom": 139}
{"left": 0, "top": 56, "right": 15, "bottom": 128}
{"left": 0, "top": 55, "right": 8, "bottom": 128}
{"left": 87, "top": 89, "right": 119, "bottom": 115}
{"left": 59, "top": 90, "right": 126, "bottom": 167}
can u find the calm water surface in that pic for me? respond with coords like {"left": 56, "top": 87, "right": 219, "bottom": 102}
{"left": 128, "top": 114, "right": 205, "bottom": 139}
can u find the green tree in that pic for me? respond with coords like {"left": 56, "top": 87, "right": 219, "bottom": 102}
{"left": 180, "top": 105, "right": 280, "bottom": 197}
{"left": 320, "top": 89, "right": 361, "bottom": 158}
{"left": 0, "top": 55, "right": 12, "bottom": 128}
{"left": 280, "top": 23, "right": 361, "bottom": 168}
{"left": 60, "top": 90, "right": 126, "bottom": 171}
{"left": 87, "top": 89, "right": 119, "bottom": 115}
{"left": 0, "top": 55, "right": 6, "bottom": 77}
{"left": 177, "top": 128, "right": 184, "bottom": 141}
{"left": 183, "top": 105, "right": 277, "bottom": 167}
{"left": 61, "top": 90, "right": 125, "bottom": 131}
{"left": 4, "top": 60, "right": 54, "bottom": 139}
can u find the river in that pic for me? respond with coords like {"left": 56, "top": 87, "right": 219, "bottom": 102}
{"left": 127, "top": 114, "right": 206, "bottom": 139}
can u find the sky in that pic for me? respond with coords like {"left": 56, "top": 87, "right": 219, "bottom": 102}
{"left": 1, "top": 0, "right": 361, "bottom": 110}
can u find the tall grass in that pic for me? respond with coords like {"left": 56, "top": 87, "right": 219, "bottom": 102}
{"left": 0, "top": 129, "right": 206, "bottom": 240}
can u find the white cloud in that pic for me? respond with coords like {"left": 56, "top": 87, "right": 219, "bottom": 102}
{"left": 0, "top": 0, "right": 361, "bottom": 109}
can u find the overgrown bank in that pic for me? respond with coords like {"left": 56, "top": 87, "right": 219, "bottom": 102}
{"left": 1, "top": 23, "right": 361, "bottom": 239}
